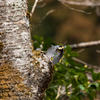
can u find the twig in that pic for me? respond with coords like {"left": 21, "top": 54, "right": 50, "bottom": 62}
{"left": 60, "top": 2, "right": 92, "bottom": 14}
{"left": 38, "top": 10, "right": 55, "bottom": 23}
{"left": 56, "top": 86, "right": 61, "bottom": 99}
{"left": 72, "top": 57, "right": 89, "bottom": 66}
{"left": 96, "top": 6, "right": 100, "bottom": 16}
{"left": 28, "top": 3, "right": 46, "bottom": 8}
{"left": 72, "top": 57, "right": 100, "bottom": 82}
{"left": 32, "top": 10, "right": 55, "bottom": 31}
{"left": 77, "top": 49, "right": 84, "bottom": 53}
{"left": 72, "top": 57, "right": 99, "bottom": 71}
{"left": 58, "top": 0, "right": 100, "bottom": 6}
{"left": 30, "top": 0, "right": 39, "bottom": 17}
{"left": 68, "top": 40, "right": 100, "bottom": 50}
{"left": 36, "top": 3, "right": 46, "bottom": 8}
{"left": 56, "top": 85, "right": 66, "bottom": 99}
{"left": 96, "top": 49, "right": 100, "bottom": 53}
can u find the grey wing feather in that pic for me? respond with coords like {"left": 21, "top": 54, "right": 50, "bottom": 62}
{"left": 46, "top": 46, "right": 59, "bottom": 58}
{"left": 52, "top": 53, "right": 63, "bottom": 65}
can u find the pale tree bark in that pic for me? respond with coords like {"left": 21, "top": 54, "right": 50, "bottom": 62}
{"left": 0, "top": 0, "right": 53, "bottom": 100}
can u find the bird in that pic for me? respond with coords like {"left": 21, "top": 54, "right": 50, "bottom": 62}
{"left": 46, "top": 45, "right": 64, "bottom": 65}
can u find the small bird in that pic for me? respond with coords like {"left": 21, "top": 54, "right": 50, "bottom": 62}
{"left": 46, "top": 45, "right": 64, "bottom": 65}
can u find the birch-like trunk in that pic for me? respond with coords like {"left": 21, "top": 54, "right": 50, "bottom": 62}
{"left": 0, "top": 0, "right": 53, "bottom": 100}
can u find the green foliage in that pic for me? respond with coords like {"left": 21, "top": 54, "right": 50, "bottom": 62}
{"left": 33, "top": 35, "right": 55, "bottom": 51}
{"left": 33, "top": 36, "right": 100, "bottom": 100}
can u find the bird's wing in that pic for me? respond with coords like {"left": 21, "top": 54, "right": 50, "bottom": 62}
{"left": 46, "top": 46, "right": 59, "bottom": 58}
{"left": 52, "top": 53, "right": 63, "bottom": 65}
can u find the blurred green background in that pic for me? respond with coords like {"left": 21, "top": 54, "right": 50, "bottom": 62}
{"left": 28, "top": 0, "right": 100, "bottom": 66}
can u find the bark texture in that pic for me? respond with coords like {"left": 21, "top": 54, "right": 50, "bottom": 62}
{"left": 0, "top": 0, "right": 53, "bottom": 100}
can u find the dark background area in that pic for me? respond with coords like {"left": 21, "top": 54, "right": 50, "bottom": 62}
{"left": 28, "top": 0, "right": 100, "bottom": 66}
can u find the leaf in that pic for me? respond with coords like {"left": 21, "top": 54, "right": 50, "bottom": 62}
{"left": 65, "top": 45, "right": 72, "bottom": 53}
{"left": 89, "top": 83, "right": 99, "bottom": 89}
{"left": 90, "top": 89, "right": 97, "bottom": 98}
{"left": 70, "top": 52, "right": 79, "bottom": 57}
{"left": 33, "top": 35, "right": 43, "bottom": 44}
{"left": 67, "top": 58, "right": 75, "bottom": 65}
{"left": 33, "top": 43, "right": 40, "bottom": 49}
{"left": 97, "top": 72, "right": 100, "bottom": 80}
{"left": 92, "top": 72, "right": 98, "bottom": 81}
{"left": 71, "top": 77, "right": 78, "bottom": 87}
{"left": 43, "top": 38, "right": 52, "bottom": 51}
{"left": 78, "top": 84, "right": 85, "bottom": 90}
{"left": 87, "top": 93, "right": 94, "bottom": 100}
{"left": 70, "top": 95, "right": 79, "bottom": 100}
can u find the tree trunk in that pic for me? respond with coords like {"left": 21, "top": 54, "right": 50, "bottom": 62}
{"left": 0, "top": 0, "right": 53, "bottom": 100}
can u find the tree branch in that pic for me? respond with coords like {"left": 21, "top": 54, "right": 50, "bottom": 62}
{"left": 59, "top": 0, "right": 100, "bottom": 6}
{"left": 68, "top": 40, "right": 100, "bottom": 50}
{"left": 60, "top": 2, "right": 92, "bottom": 14}
{"left": 30, "top": 0, "right": 39, "bottom": 17}
{"left": 72, "top": 57, "right": 99, "bottom": 71}
{"left": 72, "top": 57, "right": 100, "bottom": 82}
{"left": 32, "top": 10, "right": 55, "bottom": 31}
